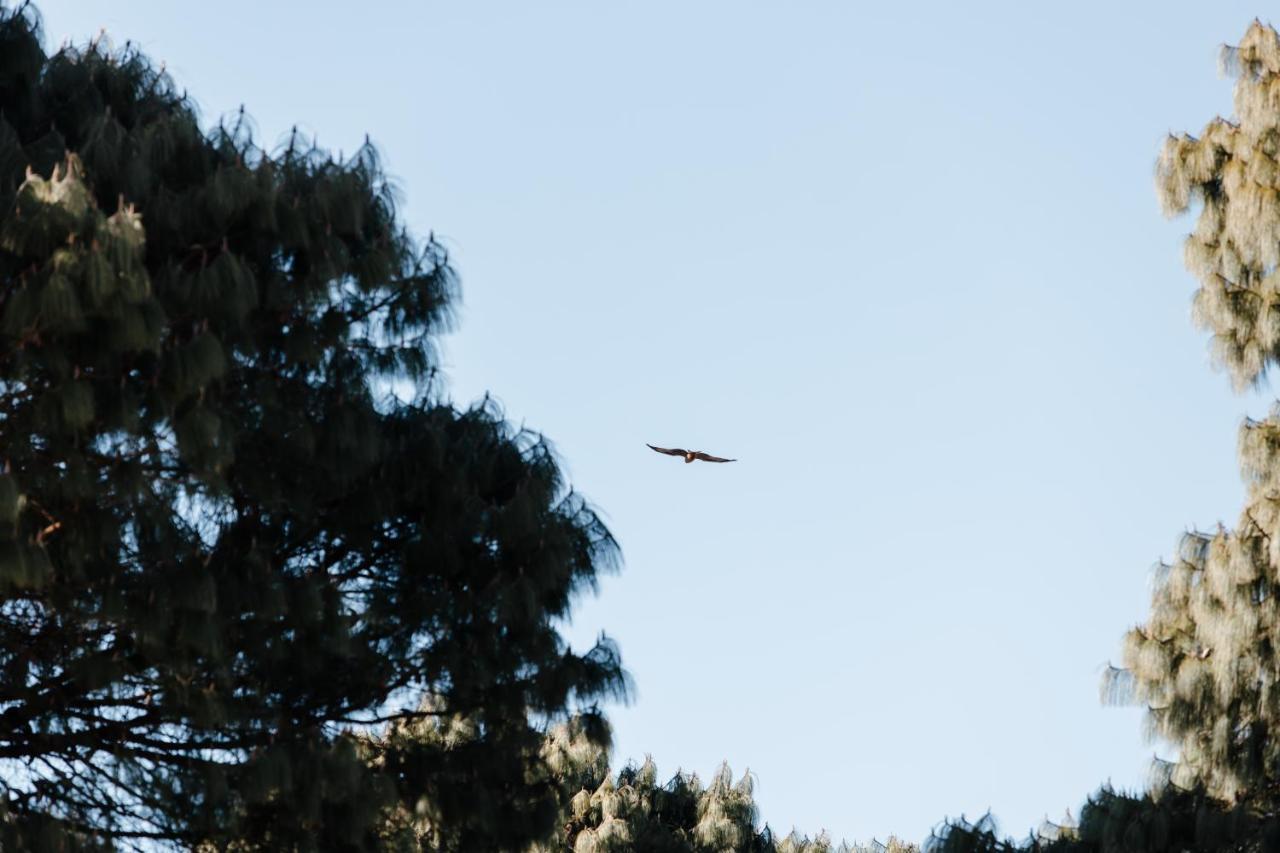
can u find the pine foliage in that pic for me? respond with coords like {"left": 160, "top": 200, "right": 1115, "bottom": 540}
{"left": 926, "top": 786, "right": 1280, "bottom": 853}
{"left": 0, "top": 3, "right": 625, "bottom": 849}
{"left": 1098, "top": 19, "right": 1280, "bottom": 807}
{"left": 1157, "top": 21, "right": 1280, "bottom": 390}
{"left": 919, "top": 18, "right": 1280, "bottom": 853}
{"left": 398, "top": 717, "right": 919, "bottom": 853}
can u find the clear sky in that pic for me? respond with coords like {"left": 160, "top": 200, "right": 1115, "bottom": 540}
{"left": 40, "top": 1, "right": 1279, "bottom": 845}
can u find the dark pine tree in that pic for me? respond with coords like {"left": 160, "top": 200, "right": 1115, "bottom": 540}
{"left": 0, "top": 4, "right": 625, "bottom": 850}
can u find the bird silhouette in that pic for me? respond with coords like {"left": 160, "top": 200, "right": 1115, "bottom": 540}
{"left": 647, "top": 444, "right": 736, "bottom": 464}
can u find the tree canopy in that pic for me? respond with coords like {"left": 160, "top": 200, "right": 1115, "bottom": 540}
{"left": 24, "top": 4, "right": 1280, "bottom": 852}
{"left": 367, "top": 713, "right": 910, "bottom": 853}
{"left": 1103, "top": 19, "right": 1280, "bottom": 806}
{"left": 935, "top": 19, "right": 1280, "bottom": 853}
{"left": 0, "top": 3, "right": 625, "bottom": 849}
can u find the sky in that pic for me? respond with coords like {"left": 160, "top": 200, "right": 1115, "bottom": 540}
{"left": 39, "top": 0, "right": 1280, "bottom": 845}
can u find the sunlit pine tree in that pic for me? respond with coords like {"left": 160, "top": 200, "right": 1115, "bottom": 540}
{"left": 1107, "top": 19, "right": 1280, "bottom": 808}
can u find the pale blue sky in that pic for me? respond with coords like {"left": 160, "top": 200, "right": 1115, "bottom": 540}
{"left": 43, "top": 1, "right": 1276, "bottom": 845}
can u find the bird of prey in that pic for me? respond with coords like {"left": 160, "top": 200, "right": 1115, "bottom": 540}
{"left": 647, "top": 444, "right": 736, "bottom": 464}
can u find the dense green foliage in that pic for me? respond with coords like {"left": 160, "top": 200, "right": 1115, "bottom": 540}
{"left": 928, "top": 787, "right": 1280, "bottom": 853}
{"left": 0, "top": 4, "right": 625, "bottom": 849}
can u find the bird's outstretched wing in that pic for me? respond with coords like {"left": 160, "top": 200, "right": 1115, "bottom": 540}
{"left": 647, "top": 444, "right": 688, "bottom": 457}
{"left": 692, "top": 452, "right": 736, "bottom": 463}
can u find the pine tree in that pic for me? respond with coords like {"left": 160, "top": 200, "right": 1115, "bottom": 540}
{"left": 924, "top": 19, "right": 1280, "bottom": 853}
{"left": 0, "top": 3, "right": 625, "bottom": 849}
{"left": 1102, "top": 19, "right": 1280, "bottom": 808}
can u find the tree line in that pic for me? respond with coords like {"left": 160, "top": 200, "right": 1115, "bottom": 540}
{"left": 0, "top": 2, "right": 1278, "bottom": 850}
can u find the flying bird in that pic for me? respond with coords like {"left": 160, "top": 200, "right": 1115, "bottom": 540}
{"left": 647, "top": 444, "right": 736, "bottom": 464}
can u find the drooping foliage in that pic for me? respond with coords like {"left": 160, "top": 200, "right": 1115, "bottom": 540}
{"left": 0, "top": 3, "right": 625, "bottom": 849}
{"left": 925, "top": 18, "right": 1280, "bottom": 853}
{"left": 369, "top": 713, "right": 913, "bottom": 853}
{"left": 1156, "top": 21, "right": 1280, "bottom": 391}
{"left": 1097, "top": 19, "right": 1280, "bottom": 806}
